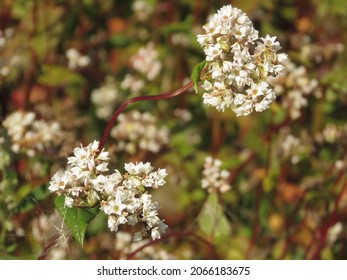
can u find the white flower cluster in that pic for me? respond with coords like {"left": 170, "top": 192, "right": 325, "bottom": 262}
{"left": 91, "top": 76, "right": 119, "bottom": 120}
{"left": 132, "top": 0, "right": 154, "bottom": 22}
{"left": 281, "top": 134, "right": 301, "bottom": 165}
{"left": 49, "top": 140, "right": 168, "bottom": 241}
{"left": 111, "top": 110, "right": 169, "bottom": 154}
{"left": 201, "top": 156, "right": 231, "bottom": 193}
{"left": 2, "top": 111, "right": 62, "bottom": 157}
{"left": 66, "top": 48, "right": 90, "bottom": 70}
{"left": 121, "top": 42, "right": 161, "bottom": 95}
{"left": 131, "top": 42, "right": 161, "bottom": 81}
{"left": 315, "top": 123, "right": 347, "bottom": 145}
{"left": 269, "top": 60, "right": 321, "bottom": 120}
{"left": 197, "top": 5, "right": 287, "bottom": 116}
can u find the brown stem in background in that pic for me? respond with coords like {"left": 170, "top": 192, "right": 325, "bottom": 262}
{"left": 98, "top": 81, "right": 193, "bottom": 153}
{"left": 193, "top": 0, "right": 201, "bottom": 26}
{"left": 37, "top": 235, "right": 60, "bottom": 260}
{"left": 246, "top": 180, "right": 262, "bottom": 259}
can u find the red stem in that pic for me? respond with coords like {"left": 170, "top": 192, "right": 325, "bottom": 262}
{"left": 97, "top": 80, "right": 193, "bottom": 152}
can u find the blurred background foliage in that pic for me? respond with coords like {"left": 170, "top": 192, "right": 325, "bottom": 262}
{"left": 0, "top": 0, "right": 347, "bottom": 260}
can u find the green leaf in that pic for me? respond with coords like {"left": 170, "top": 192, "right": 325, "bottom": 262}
{"left": 109, "top": 35, "right": 130, "bottom": 48}
{"left": 191, "top": 60, "right": 209, "bottom": 93}
{"left": 38, "top": 65, "right": 85, "bottom": 87}
{"left": 54, "top": 196, "right": 99, "bottom": 247}
{"left": 197, "top": 193, "right": 231, "bottom": 243}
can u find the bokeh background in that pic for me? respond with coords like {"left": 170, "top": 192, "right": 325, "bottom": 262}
{"left": 0, "top": 0, "right": 347, "bottom": 259}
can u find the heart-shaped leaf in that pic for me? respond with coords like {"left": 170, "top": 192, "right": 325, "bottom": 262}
{"left": 54, "top": 196, "right": 99, "bottom": 247}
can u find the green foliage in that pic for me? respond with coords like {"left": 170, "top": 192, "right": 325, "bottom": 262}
{"left": 191, "top": 60, "right": 209, "bottom": 93}
{"left": 54, "top": 196, "right": 98, "bottom": 247}
{"left": 197, "top": 193, "right": 231, "bottom": 243}
{"left": 1, "top": 0, "right": 347, "bottom": 260}
{"left": 38, "top": 65, "right": 85, "bottom": 86}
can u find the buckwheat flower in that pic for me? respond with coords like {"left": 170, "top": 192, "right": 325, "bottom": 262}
{"left": 2, "top": 111, "right": 62, "bottom": 157}
{"left": 197, "top": 5, "right": 287, "bottom": 116}
{"left": 142, "top": 169, "right": 168, "bottom": 189}
{"left": 124, "top": 161, "right": 153, "bottom": 176}
{"left": 49, "top": 140, "right": 168, "bottom": 241}
{"left": 281, "top": 134, "right": 301, "bottom": 164}
{"left": 121, "top": 74, "right": 145, "bottom": 95}
{"left": 91, "top": 76, "right": 120, "bottom": 120}
{"left": 66, "top": 48, "right": 90, "bottom": 70}
{"left": 100, "top": 162, "right": 168, "bottom": 241}
{"left": 132, "top": 0, "right": 153, "bottom": 22}
{"left": 269, "top": 59, "right": 321, "bottom": 120}
{"left": 110, "top": 110, "right": 169, "bottom": 154}
{"left": 201, "top": 156, "right": 231, "bottom": 193}
{"left": 49, "top": 140, "right": 109, "bottom": 207}
{"left": 130, "top": 42, "right": 162, "bottom": 81}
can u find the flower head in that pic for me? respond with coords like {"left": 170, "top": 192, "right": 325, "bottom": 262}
{"left": 201, "top": 156, "right": 231, "bottom": 193}
{"left": 48, "top": 140, "right": 168, "bottom": 241}
{"left": 2, "top": 111, "right": 62, "bottom": 157}
{"left": 197, "top": 5, "right": 287, "bottom": 116}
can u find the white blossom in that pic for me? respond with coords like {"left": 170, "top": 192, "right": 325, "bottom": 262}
{"left": 2, "top": 111, "right": 62, "bottom": 157}
{"left": 91, "top": 76, "right": 120, "bottom": 120}
{"left": 110, "top": 110, "right": 169, "bottom": 154}
{"left": 48, "top": 141, "right": 168, "bottom": 241}
{"left": 130, "top": 42, "right": 162, "bottom": 81}
{"left": 197, "top": 5, "right": 287, "bottom": 116}
{"left": 201, "top": 156, "right": 231, "bottom": 193}
{"left": 132, "top": 0, "right": 154, "bottom": 22}
{"left": 269, "top": 59, "right": 321, "bottom": 120}
{"left": 66, "top": 48, "right": 90, "bottom": 70}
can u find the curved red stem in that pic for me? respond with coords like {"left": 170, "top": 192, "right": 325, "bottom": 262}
{"left": 97, "top": 80, "right": 193, "bottom": 152}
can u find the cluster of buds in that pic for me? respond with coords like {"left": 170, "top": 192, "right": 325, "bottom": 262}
{"left": 2, "top": 111, "right": 62, "bottom": 157}
{"left": 49, "top": 140, "right": 168, "bottom": 241}
{"left": 111, "top": 110, "right": 169, "bottom": 155}
{"left": 197, "top": 5, "right": 287, "bottom": 116}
